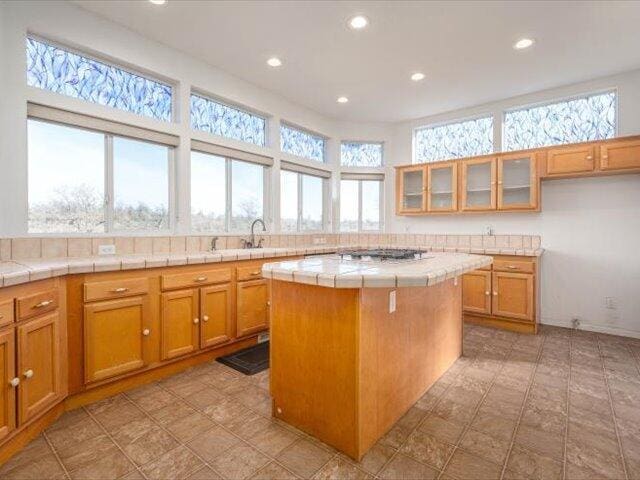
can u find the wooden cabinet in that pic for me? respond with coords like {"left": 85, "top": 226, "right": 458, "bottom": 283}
{"left": 546, "top": 145, "right": 595, "bottom": 176}
{"left": 461, "top": 157, "right": 496, "bottom": 211}
{"left": 0, "top": 329, "right": 16, "bottom": 442}
{"left": 84, "top": 297, "right": 149, "bottom": 383}
{"left": 498, "top": 154, "right": 538, "bottom": 210}
{"left": 200, "top": 284, "right": 233, "bottom": 349}
{"left": 397, "top": 165, "right": 426, "bottom": 213}
{"left": 17, "top": 312, "right": 63, "bottom": 424}
{"left": 600, "top": 138, "right": 640, "bottom": 171}
{"left": 161, "top": 289, "right": 199, "bottom": 360}
{"left": 492, "top": 272, "right": 533, "bottom": 321}
{"left": 427, "top": 162, "right": 457, "bottom": 212}
{"left": 462, "top": 271, "right": 491, "bottom": 315}
{"left": 237, "top": 279, "right": 269, "bottom": 338}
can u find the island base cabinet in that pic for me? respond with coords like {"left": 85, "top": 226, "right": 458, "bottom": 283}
{"left": 17, "top": 312, "right": 63, "bottom": 425}
{"left": 84, "top": 297, "right": 149, "bottom": 383}
{"left": 161, "top": 289, "right": 199, "bottom": 361}
{"left": 236, "top": 279, "right": 269, "bottom": 338}
{"left": 0, "top": 330, "right": 16, "bottom": 443}
{"left": 200, "top": 284, "right": 233, "bottom": 349}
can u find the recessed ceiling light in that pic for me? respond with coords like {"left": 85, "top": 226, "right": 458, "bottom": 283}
{"left": 348, "top": 15, "right": 369, "bottom": 30}
{"left": 149, "top": 0, "right": 167, "bottom": 5}
{"left": 411, "top": 72, "right": 425, "bottom": 82}
{"left": 337, "top": 96, "right": 349, "bottom": 104}
{"left": 267, "top": 57, "right": 282, "bottom": 67}
{"left": 513, "top": 38, "right": 535, "bottom": 50}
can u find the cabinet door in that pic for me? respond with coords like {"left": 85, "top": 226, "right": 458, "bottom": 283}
{"left": 427, "top": 162, "right": 458, "bottom": 212}
{"left": 461, "top": 158, "right": 496, "bottom": 211}
{"left": 498, "top": 154, "right": 537, "bottom": 210}
{"left": 397, "top": 166, "right": 426, "bottom": 213}
{"left": 236, "top": 279, "right": 269, "bottom": 338}
{"left": 600, "top": 139, "right": 640, "bottom": 171}
{"left": 546, "top": 145, "right": 595, "bottom": 176}
{"left": 0, "top": 329, "right": 16, "bottom": 442}
{"left": 200, "top": 283, "right": 233, "bottom": 349}
{"left": 84, "top": 297, "right": 148, "bottom": 383}
{"left": 462, "top": 271, "right": 492, "bottom": 315}
{"left": 161, "top": 289, "right": 199, "bottom": 360}
{"left": 17, "top": 312, "right": 62, "bottom": 424}
{"left": 492, "top": 272, "right": 533, "bottom": 321}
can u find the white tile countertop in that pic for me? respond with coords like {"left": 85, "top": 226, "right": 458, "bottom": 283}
{"left": 262, "top": 252, "right": 494, "bottom": 288}
{"left": 0, "top": 244, "right": 541, "bottom": 288}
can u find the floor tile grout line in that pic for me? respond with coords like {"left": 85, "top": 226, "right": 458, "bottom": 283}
{"left": 498, "top": 330, "right": 548, "bottom": 480}
{"left": 41, "top": 430, "right": 72, "bottom": 480}
{"left": 562, "top": 326, "right": 575, "bottom": 480}
{"left": 596, "top": 335, "right": 630, "bottom": 480}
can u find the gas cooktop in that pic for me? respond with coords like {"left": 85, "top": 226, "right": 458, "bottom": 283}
{"left": 337, "top": 249, "right": 421, "bottom": 261}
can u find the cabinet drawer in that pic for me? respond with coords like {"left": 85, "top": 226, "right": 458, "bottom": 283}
{"left": 16, "top": 289, "right": 59, "bottom": 321}
{"left": 161, "top": 268, "right": 232, "bottom": 291}
{"left": 493, "top": 259, "right": 534, "bottom": 274}
{"left": 84, "top": 277, "right": 149, "bottom": 303}
{"left": 237, "top": 265, "right": 265, "bottom": 282}
{"left": 0, "top": 300, "right": 14, "bottom": 328}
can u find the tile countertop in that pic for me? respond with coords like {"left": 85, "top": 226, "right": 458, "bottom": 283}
{"left": 0, "top": 244, "right": 542, "bottom": 289}
{"left": 262, "top": 252, "right": 494, "bottom": 289}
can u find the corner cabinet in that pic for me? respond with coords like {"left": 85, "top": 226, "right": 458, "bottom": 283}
{"left": 236, "top": 279, "right": 269, "bottom": 338}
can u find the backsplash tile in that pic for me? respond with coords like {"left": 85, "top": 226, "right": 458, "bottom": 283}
{"left": 68, "top": 238, "right": 92, "bottom": 257}
{"left": 12, "top": 238, "right": 42, "bottom": 260}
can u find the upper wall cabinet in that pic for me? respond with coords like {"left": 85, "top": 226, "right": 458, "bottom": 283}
{"left": 599, "top": 138, "right": 640, "bottom": 171}
{"left": 460, "top": 157, "right": 496, "bottom": 212}
{"left": 497, "top": 154, "right": 537, "bottom": 210}
{"left": 427, "top": 162, "right": 458, "bottom": 212}
{"left": 397, "top": 165, "right": 426, "bottom": 213}
{"left": 546, "top": 144, "right": 595, "bottom": 176}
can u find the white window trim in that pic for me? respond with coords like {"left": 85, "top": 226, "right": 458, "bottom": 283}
{"left": 339, "top": 175, "right": 384, "bottom": 233}
{"left": 339, "top": 140, "right": 385, "bottom": 167}
{"left": 279, "top": 169, "right": 327, "bottom": 233}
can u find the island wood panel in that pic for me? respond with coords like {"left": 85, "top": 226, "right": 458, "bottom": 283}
{"left": 269, "top": 278, "right": 462, "bottom": 460}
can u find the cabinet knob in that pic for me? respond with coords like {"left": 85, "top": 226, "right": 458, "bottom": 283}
{"left": 485, "top": 291, "right": 490, "bottom": 296}
{"left": 586, "top": 155, "right": 593, "bottom": 160}
{"left": 9, "top": 377, "right": 19, "bottom": 387}
{"left": 266, "top": 301, "right": 271, "bottom": 307}
{"left": 23, "top": 369, "right": 34, "bottom": 379}
{"left": 142, "top": 328, "right": 150, "bottom": 336}
{"left": 193, "top": 318, "right": 200, "bottom": 324}
{"left": 493, "top": 291, "right": 498, "bottom": 296}
{"left": 203, "top": 315, "right": 209, "bottom": 322}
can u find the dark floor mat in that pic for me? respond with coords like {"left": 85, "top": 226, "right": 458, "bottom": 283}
{"left": 217, "top": 341, "right": 269, "bottom": 375}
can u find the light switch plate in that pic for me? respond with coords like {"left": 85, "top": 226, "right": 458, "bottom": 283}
{"left": 389, "top": 290, "right": 396, "bottom": 313}
{"left": 98, "top": 244, "right": 116, "bottom": 255}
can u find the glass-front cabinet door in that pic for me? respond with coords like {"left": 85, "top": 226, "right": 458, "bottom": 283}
{"left": 397, "top": 165, "right": 426, "bottom": 213}
{"left": 427, "top": 162, "right": 458, "bottom": 212}
{"left": 461, "top": 157, "right": 496, "bottom": 211}
{"left": 497, "top": 154, "right": 537, "bottom": 210}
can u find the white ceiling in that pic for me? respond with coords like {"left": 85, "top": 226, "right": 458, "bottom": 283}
{"left": 73, "top": 0, "right": 640, "bottom": 123}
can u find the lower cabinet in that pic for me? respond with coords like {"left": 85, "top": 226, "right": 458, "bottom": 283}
{"left": 161, "top": 289, "right": 199, "bottom": 361}
{"left": 17, "top": 312, "right": 63, "bottom": 424}
{"left": 0, "top": 329, "right": 16, "bottom": 443}
{"left": 200, "top": 284, "right": 233, "bottom": 349}
{"left": 462, "top": 270, "right": 491, "bottom": 315}
{"left": 492, "top": 272, "right": 533, "bottom": 321}
{"left": 84, "top": 297, "right": 149, "bottom": 383}
{"left": 236, "top": 279, "right": 269, "bottom": 338}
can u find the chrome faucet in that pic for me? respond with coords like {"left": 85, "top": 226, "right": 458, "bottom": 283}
{"left": 247, "top": 218, "right": 266, "bottom": 249}
{"left": 210, "top": 236, "right": 219, "bottom": 251}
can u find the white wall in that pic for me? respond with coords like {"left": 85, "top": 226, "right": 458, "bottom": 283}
{"left": 387, "top": 70, "right": 640, "bottom": 337}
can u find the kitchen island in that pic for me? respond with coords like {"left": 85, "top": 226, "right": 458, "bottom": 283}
{"left": 262, "top": 250, "right": 492, "bottom": 460}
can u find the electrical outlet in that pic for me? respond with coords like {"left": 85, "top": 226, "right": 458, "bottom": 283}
{"left": 571, "top": 317, "right": 580, "bottom": 329}
{"left": 389, "top": 290, "right": 396, "bottom": 313}
{"left": 98, "top": 244, "right": 116, "bottom": 255}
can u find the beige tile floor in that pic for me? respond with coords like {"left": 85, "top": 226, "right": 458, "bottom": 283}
{"left": 2, "top": 324, "right": 640, "bottom": 480}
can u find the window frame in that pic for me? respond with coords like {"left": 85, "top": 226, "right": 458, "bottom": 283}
{"left": 340, "top": 140, "right": 384, "bottom": 167}
{"left": 339, "top": 176, "right": 384, "bottom": 233}
{"left": 501, "top": 88, "right": 619, "bottom": 151}
{"left": 412, "top": 113, "right": 495, "bottom": 164}
{"left": 280, "top": 122, "right": 327, "bottom": 163}
{"left": 27, "top": 117, "right": 175, "bottom": 235}
{"left": 279, "top": 169, "right": 327, "bottom": 233}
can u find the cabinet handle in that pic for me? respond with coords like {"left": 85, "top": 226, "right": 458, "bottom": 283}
{"left": 33, "top": 300, "right": 52, "bottom": 309}
{"left": 193, "top": 318, "right": 200, "bottom": 324}
{"left": 493, "top": 291, "right": 498, "bottom": 296}
{"left": 507, "top": 265, "right": 518, "bottom": 269}
{"left": 111, "top": 287, "right": 129, "bottom": 293}
{"left": 251, "top": 271, "right": 261, "bottom": 276}
{"left": 194, "top": 276, "right": 208, "bottom": 282}
{"left": 142, "top": 328, "right": 150, "bottom": 336}
{"left": 203, "top": 315, "right": 209, "bottom": 322}
{"left": 9, "top": 377, "right": 19, "bottom": 387}
{"left": 23, "top": 369, "right": 34, "bottom": 379}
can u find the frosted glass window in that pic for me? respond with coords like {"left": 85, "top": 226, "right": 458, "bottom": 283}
{"left": 26, "top": 37, "right": 172, "bottom": 122}
{"left": 503, "top": 91, "right": 616, "bottom": 151}
{"left": 340, "top": 142, "right": 383, "bottom": 167}
{"left": 28, "top": 120, "right": 105, "bottom": 233}
{"left": 113, "top": 138, "right": 169, "bottom": 231}
{"left": 415, "top": 116, "right": 493, "bottom": 163}
{"left": 280, "top": 170, "right": 298, "bottom": 231}
{"left": 231, "top": 160, "right": 264, "bottom": 231}
{"left": 190, "top": 94, "right": 266, "bottom": 146}
{"left": 340, "top": 179, "right": 382, "bottom": 231}
{"left": 191, "top": 152, "right": 227, "bottom": 232}
{"left": 280, "top": 124, "right": 325, "bottom": 162}
{"left": 301, "top": 175, "right": 323, "bottom": 231}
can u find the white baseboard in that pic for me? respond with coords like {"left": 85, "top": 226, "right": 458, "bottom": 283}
{"left": 541, "top": 317, "right": 640, "bottom": 340}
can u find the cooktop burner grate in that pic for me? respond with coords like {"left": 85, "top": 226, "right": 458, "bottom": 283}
{"left": 338, "top": 249, "right": 420, "bottom": 260}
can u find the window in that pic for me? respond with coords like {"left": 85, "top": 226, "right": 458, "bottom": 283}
{"left": 28, "top": 119, "right": 171, "bottom": 233}
{"left": 503, "top": 91, "right": 616, "bottom": 151}
{"left": 191, "top": 151, "right": 267, "bottom": 232}
{"left": 414, "top": 116, "right": 493, "bottom": 163}
{"left": 340, "top": 142, "right": 383, "bottom": 167}
{"left": 26, "top": 37, "right": 172, "bottom": 122}
{"left": 280, "top": 124, "right": 325, "bottom": 162}
{"left": 340, "top": 177, "right": 383, "bottom": 232}
{"left": 279, "top": 170, "right": 326, "bottom": 232}
{"left": 190, "top": 94, "right": 266, "bottom": 146}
